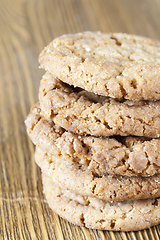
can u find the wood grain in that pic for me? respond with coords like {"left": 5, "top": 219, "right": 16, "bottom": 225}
{"left": 1, "top": 0, "right": 160, "bottom": 239}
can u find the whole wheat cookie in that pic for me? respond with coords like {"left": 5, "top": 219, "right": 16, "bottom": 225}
{"left": 39, "top": 72, "right": 160, "bottom": 138}
{"left": 25, "top": 103, "right": 160, "bottom": 177}
{"left": 39, "top": 32, "right": 160, "bottom": 100}
{"left": 35, "top": 147, "right": 160, "bottom": 202}
{"left": 42, "top": 172, "right": 160, "bottom": 231}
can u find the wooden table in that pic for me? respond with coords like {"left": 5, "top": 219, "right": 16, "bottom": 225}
{"left": 1, "top": 0, "right": 160, "bottom": 239}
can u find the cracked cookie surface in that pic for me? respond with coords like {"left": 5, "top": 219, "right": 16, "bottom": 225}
{"left": 39, "top": 72, "right": 160, "bottom": 138}
{"left": 39, "top": 32, "right": 160, "bottom": 100}
{"left": 42, "top": 172, "right": 160, "bottom": 231}
{"left": 35, "top": 147, "right": 160, "bottom": 202}
{"left": 25, "top": 103, "right": 160, "bottom": 177}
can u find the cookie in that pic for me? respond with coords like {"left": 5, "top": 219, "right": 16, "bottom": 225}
{"left": 42, "top": 172, "right": 160, "bottom": 231}
{"left": 25, "top": 103, "right": 160, "bottom": 177}
{"left": 35, "top": 147, "right": 160, "bottom": 202}
{"left": 39, "top": 32, "right": 160, "bottom": 100}
{"left": 39, "top": 72, "right": 160, "bottom": 138}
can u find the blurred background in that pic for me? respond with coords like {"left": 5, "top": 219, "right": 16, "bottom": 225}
{"left": 0, "top": 0, "right": 160, "bottom": 239}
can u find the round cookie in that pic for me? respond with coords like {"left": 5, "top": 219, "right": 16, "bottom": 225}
{"left": 35, "top": 147, "right": 160, "bottom": 202}
{"left": 39, "top": 32, "right": 160, "bottom": 100}
{"left": 42, "top": 172, "right": 160, "bottom": 231}
{"left": 25, "top": 103, "right": 160, "bottom": 177}
{"left": 39, "top": 72, "right": 160, "bottom": 138}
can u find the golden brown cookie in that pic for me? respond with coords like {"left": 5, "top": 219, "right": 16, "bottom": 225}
{"left": 42, "top": 172, "right": 160, "bottom": 231}
{"left": 39, "top": 32, "right": 160, "bottom": 100}
{"left": 35, "top": 147, "right": 160, "bottom": 202}
{"left": 25, "top": 103, "right": 160, "bottom": 177}
{"left": 39, "top": 72, "right": 160, "bottom": 138}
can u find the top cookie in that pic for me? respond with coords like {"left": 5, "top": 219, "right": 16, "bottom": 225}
{"left": 39, "top": 32, "right": 160, "bottom": 100}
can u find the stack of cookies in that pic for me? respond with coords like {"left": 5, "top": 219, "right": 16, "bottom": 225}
{"left": 25, "top": 32, "right": 160, "bottom": 231}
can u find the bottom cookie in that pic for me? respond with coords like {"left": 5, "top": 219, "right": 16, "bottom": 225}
{"left": 42, "top": 172, "right": 160, "bottom": 231}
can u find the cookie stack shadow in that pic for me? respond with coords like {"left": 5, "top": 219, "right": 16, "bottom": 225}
{"left": 25, "top": 32, "right": 160, "bottom": 231}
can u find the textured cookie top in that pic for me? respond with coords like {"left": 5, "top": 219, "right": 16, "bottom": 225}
{"left": 25, "top": 103, "right": 160, "bottom": 177}
{"left": 39, "top": 32, "right": 160, "bottom": 100}
{"left": 35, "top": 147, "right": 160, "bottom": 202}
{"left": 39, "top": 72, "right": 160, "bottom": 138}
